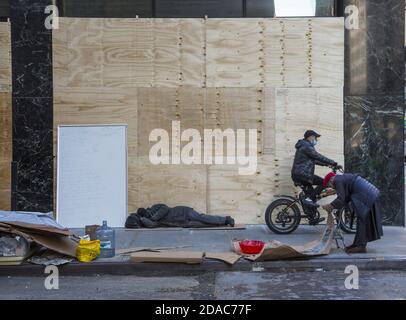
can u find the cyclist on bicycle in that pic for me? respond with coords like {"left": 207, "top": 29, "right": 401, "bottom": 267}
{"left": 291, "top": 130, "right": 341, "bottom": 223}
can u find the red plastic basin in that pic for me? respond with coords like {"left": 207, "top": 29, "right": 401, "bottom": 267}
{"left": 239, "top": 240, "right": 265, "bottom": 254}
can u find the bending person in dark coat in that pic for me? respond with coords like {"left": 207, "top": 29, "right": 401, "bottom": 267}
{"left": 125, "top": 204, "right": 235, "bottom": 229}
{"left": 322, "top": 173, "right": 383, "bottom": 253}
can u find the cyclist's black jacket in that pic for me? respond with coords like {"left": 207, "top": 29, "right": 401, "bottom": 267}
{"left": 291, "top": 139, "right": 336, "bottom": 183}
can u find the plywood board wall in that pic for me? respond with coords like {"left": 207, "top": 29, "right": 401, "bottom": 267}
{"left": 0, "top": 22, "right": 11, "bottom": 210}
{"left": 207, "top": 156, "right": 275, "bottom": 224}
{"left": 129, "top": 156, "right": 207, "bottom": 213}
{"left": 206, "top": 19, "right": 264, "bottom": 87}
{"left": 0, "top": 22, "right": 11, "bottom": 92}
{"left": 264, "top": 18, "right": 344, "bottom": 88}
{"left": 137, "top": 87, "right": 205, "bottom": 157}
{"left": 53, "top": 17, "right": 344, "bottom": 224}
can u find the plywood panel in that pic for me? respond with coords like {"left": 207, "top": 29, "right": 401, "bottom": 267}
{"left": 52, "top": 17, "right": 344, "bottom": 224}
{"left": 66, "top": 18, "right": 103, "bottom": 87}
{"left": 133, "top": 19, "right": 154, "bottom": 86}
{"left": 52, "top": 18, "right": 69, "bottom": 88}
{"left": 207, "top": 156, "right": 274, "bottom": 224}
{"left": 206, "top": 19, "right": 264, "bottom": 87}
{"left": 264, "top": 18, "right": 344, "bottom": 88}
{"left": 0, "top": 92, "right": 11, "bottom": 210}
{"left": 154, "top": 18, "right": 205, "bottom": 87}
{"left": 137, "top": 87, "right": 205, "bottom": 157}
{"left": 101, "top": 18, "right": 155, "bottom": 87}
{"left": 54, "top": 86, "right": 137, "bottom": 157}
{"left": 129, "top": 156, "right": 207, "bottom": 213}
{"left": 274, "top": 87, "right": 344, "bottom": 195}
{"left": 153, "top": 19, "right": 182, "bottom": 87}
{"left": 178, "top": 19, "right": 205, "bottom": 87}
{"left": 205, "top": 88, "right": 264, "bottom": 155}
{"left": 0, "top": 22, "right": 11, "bottom": 92}
{"left": 102, "top": 18, "right": 137, "bottom": 88}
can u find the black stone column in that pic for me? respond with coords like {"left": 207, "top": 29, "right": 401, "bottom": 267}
{"left": 344, "top": 0, "right": 405, "bottom": 225}
{"left": 10, "top": 0, "right": 53, "bottom": 212}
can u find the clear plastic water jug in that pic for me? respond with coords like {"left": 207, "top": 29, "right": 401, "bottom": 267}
{"left": 95, "top": 220, "right": 115, "bottom": 258}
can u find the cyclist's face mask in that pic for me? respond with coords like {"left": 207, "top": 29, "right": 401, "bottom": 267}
{"left": 311, "top": 138, "right": 318, "bottom": 146}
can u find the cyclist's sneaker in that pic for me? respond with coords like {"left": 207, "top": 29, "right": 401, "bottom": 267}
{"left": 303, "top": 197, "right": 319, "bottom": 208}
{"left": 308, "top": 216, "right": 325, "bottom": 225}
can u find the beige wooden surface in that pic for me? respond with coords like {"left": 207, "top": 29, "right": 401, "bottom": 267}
{"left": 206, "top": 18, "right": 264, "bottom": 87}
{"left": 0, "top": 22, "right": 11, "bottom": 92}
{"left": 137, "top": 87, "right": 205, "bottom": 157}
{"left": 0, "top": 22, "right": 11, "bottom": 210}
{"left": 207, "top": 156, "right": 275, "bottom": 224}
{"left": 53, "top": 17, "right": 344, "bottom": 224}
{"left": 264, "top": 18, "right": 344, "bottom": 88}
{"left": 129, "top": 156, "right": 207, "bottom": 213}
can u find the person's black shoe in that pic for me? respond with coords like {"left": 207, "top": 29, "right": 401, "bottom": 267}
{"left": 303, "top": 197, "right": 320, "bottom": 208}
{"left": 345, "top": 245, "right": 367, "bottom": 254}
{"left": 225, "top": 216, "right": 235, "bottom": 227}
{"left": 308, "top": 216, "right": 326, "bottom": 226}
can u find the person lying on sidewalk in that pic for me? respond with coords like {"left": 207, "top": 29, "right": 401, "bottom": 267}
{"left": 125, "top": 204, "right": 235, "bottom": 229}
{"left": 322, "top": 172, "right": 383, "bottom": 254}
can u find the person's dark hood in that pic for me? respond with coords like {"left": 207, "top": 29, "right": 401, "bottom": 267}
{"left": 295, "top": 139, "right": 310, "bottom": 149}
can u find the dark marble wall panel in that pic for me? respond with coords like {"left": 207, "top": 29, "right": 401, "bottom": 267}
{"left": 345, "top": 95, "right": 404, "bottom": 225}
{"left": 10, "top": 0, "right": 53, "bottom": 212}
{"left": 344, "top": 0, "right": 404, "bottom": 96}
{"left": 343, "top": 0, "right": 405, "bottom": 226}
{"left": 155, "top": 0, "right": 243, "bottom": 18}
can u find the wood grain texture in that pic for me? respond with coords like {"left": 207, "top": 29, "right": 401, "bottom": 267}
{"left": 137, "top": 87, "right": 205, "bottom": 157}
{"left": 207, "top": 156, "right": 274, "bottom": 224}
{"left": 205, "top": 87, "right": 265, "bottom": 156}
{"left": 273, "top": 87, "right": 344, "bottom": 195}
{"left": 54, "top": 86, "right": 137, "bottom": 156}
{"left": 0, "top": 22, "right": 11, "bottom": 92}
{"left": 264, "top": 18, "right": 344, "bottom": 88}
{"left": 206, "top": 19, "right": 264, "bottom": 87}
{"left": 129, "top": 156, "right": 207, "bottom": 213}
{"left": 0, "top": 92, "right": 11, "bottom": 210}
{"left": 52, "top": 17, "right": 344, "bottom": 223}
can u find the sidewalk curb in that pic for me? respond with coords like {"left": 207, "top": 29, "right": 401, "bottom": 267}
{"left": 1, "top": 256, "right": 406, "bottom": 276}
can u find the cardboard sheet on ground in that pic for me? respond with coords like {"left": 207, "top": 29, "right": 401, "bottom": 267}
{"left": 205, "top": 252, "right": 241, "bottom": 265}
{"left": 131, "top": 250, "right": 204, "bottom": 264}
{"left": 0, "top": 211, "right": 70, "bottom": 236}
{"left": 233, "top": 215, "right": 336, "bottom": 261}
{"left": 129, "top": 248, "right": 241, "bottom": 265}
{"left": 0, "top": 223, "right": 78, "bottom": 257}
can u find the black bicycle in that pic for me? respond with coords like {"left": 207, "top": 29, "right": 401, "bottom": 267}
{"left": 265, "top": 167, "right": 357, "bottom": 234}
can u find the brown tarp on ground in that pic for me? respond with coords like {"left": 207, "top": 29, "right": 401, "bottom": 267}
{"left": 233, "top": 214, "right": 336, "bottom": 261}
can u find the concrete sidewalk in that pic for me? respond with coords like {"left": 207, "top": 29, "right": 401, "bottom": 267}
{"left": 1, "top": 224, "right": 405, "bottom": 276}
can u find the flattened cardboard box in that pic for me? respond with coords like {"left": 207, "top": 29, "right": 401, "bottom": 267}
{"left": 233, "top": 214, "right": 336, "bottom": 261}
{"left": 131, "top": 250, "right": 204, "bottom": 264}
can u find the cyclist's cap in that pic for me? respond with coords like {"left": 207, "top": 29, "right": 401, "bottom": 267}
{"left": 304, "top": 130, "right": 321, "bottom": 139}
{"left": 323, "top": 172, "right": 336, "bottom": 187}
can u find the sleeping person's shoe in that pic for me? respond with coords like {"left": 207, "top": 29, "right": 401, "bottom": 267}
{"left": 225, "top": 216, "right": 235, "bottom": 227}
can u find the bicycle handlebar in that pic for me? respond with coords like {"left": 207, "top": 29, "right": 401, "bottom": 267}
{"left": 329, "top": 165, "right": 344, "bottom": 174}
